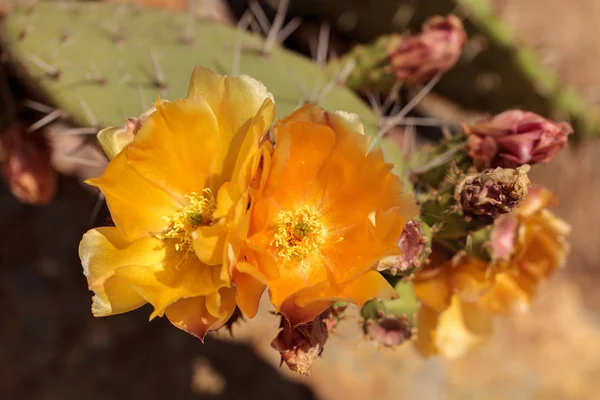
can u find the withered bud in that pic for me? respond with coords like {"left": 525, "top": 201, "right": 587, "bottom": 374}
{"left": 378, "top": 220, "right": 427, "bottom": 274}
{"left": 465, "top": 110, "right": 573, "bottom": 168}
{"left": 271, "top": 312, "right": 330, "bottom": 376}
{"left": 0, "top": 122, "right": 57, "bottom": 204}
{"left": 388, "top": 15, "right": 466, "bottom": 83}
{"left": 365, "top": 314, "right": 413, "bottom": 347}
{"left": 458, "top": 166, "right": 531, "bottom": 219}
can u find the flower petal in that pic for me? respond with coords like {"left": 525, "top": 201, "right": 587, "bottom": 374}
{"left": 114, "top": 246, "right": 226, "bottom": 318}
{"left": 165, "top": 287, "right": 236, "bottom": 341}
{"left": 87, "top": 150, "right": 182, "bottom": 241}
{"left": 192, "top": 218, "right": 227, "bottom": 266}
{"left": 281, "top": 271, "right": 396, "bottom": 325}
{"left": 478, "top": 271, "right": 534, "bottom": 313}
{"left": 266, "top": 119, "right": 336, "bottom": 209}
{"left": 232, "top": 265, "right": 266, "bottom": 318}
{"left": 280, "top": 298, "right": 333, "bottom": 327}
{"left": 231, "top": 99, "right": 276, "bottom": 189}
{"left": 125, "top": 98, "right": 219, "bottom": 197}
{"left": 434, "top": 296, "right": 491, "bottom": 359}
{"left": 186, "top": 66, "right": 274, "bottom": 188}
{"left": 296, "top": 270, "right": 396, "bottom": 306}
{"left": 79, "top": 227, "right": 163, "bottom": 316}
{"left": 414, "top": 268, "right": 452, "bottom": 312}
{"left": 264, "top": 249, "right": 332, "bottom": 313}
{"left": 321, "top": 209, "right": 406, "bottom": 284}
{"left": 414, "top": 304, "right": 441, "bottom": 357}
{"left": 333, "top": 110, "right": 365, "bottom": 135}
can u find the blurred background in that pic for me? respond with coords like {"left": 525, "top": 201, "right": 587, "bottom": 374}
{"left": 1, "top": 0, "right": 600, "bottom": 399}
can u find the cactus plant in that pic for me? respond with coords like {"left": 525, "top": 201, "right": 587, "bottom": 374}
{"left": 2, "top": 0, "right": 414, "bottom": 186}
{"left": 2, "top": 0, "right": 575, "bottom": 374}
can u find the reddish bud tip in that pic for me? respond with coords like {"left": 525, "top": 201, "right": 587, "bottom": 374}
{"left": 388, "top": 15, "right": 466, "bottom": 83}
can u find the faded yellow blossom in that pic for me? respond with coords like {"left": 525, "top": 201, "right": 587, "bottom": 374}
{"left": 414, "top": 186, "right": 569, "bottom": 357}
{"left": 79, "top": 67, "right": 275, "bottom": 339}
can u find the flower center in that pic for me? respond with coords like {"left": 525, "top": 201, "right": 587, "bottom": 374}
{"left": 271, "top": 206, "right": 325, "bottom": 259}
{"left": 161, "top": 188, "right": 216, "bottom": 251}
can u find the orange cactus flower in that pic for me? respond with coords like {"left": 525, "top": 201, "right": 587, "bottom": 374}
{"left": 79, "top": 67, "right": 275, "bottom": 339}
{"left": 233, "top": 104, "right": 418, "bottom": 325}
{"left": 414, "top": 186, "right": 569, "bottom": 358}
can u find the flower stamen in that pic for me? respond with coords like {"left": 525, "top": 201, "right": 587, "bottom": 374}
{"left": 161, "top": 188, "right": 216, "bottom": 251}
{"left": 271, "top": 206, "right": 325, "bottom": 259}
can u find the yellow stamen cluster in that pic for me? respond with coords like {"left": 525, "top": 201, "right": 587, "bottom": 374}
{"left": 271, "top": 206, "right": 325, "bottom": 259}
{"left": 161, "top": 188, "right": 216, "bottom": 251}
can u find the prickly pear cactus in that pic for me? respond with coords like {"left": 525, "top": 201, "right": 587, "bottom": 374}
{"left": 2, "top": 1, "right": 391, "bottom": 144}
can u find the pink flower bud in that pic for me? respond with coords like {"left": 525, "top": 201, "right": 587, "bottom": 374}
{"left": 466, "top": 110, "right": 573, "bottom": 168}
{"left": 388, "top": 15, "right": 466, "bottom": 83}
{"left": 0, "top": 122, "right": 57, "bottom": 204}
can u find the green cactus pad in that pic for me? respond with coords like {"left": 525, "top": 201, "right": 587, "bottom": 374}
{"left": 3, "top": 1, "right": 404, "bottom": 164}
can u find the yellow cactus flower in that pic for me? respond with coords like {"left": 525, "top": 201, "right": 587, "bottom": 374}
{"left": 413, "top": 257, "right": 493, "bottom": 358}
{"left": 79, "top": 67, "right": 275, "bottom": 339}
{"left": 233, "top": 104, "right": 418, "bottom": 325}
{"left": 414, "top": 186, "right": 569, "bottom": 357}
{"left": 479, "top": 186, "right": 570, "bottom": 313}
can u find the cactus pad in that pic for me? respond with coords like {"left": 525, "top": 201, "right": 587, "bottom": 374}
{"left": 3, "top": 1, "right": 389, "bottom": 144}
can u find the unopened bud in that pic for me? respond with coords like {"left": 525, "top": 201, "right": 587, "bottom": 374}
{"left": 466, "top": 110, "right": 573, "bottom": 168}
{"left": 0, "top": 122, "right": 56, "bottom": 204}
{"left": 378, "top": 220, "right": 430, "bottom": 275}
{"left": 458, "top": 166, "right": 531, "bottom": 219}
{"left": 388, "top": 15, "right": 466, "bottom": 83}
{"left": 271, "top": 313, "right": 329, "bottom": 376}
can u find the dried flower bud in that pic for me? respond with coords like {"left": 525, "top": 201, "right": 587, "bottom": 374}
{"left": 0, "top": 122, "right": 56, "bottom": 204}
{"left": 466, "top": 110, "right": 573, "bottom": 168}
{"left": 388, "top": 15, "right": 466, "bottom": 83}
{"left": 271, "top": 313, "right": 329, "bottom": 376}
{"left": 378, "top": 220, "right": 430, "bottom": 274}
{"left": 365, "top": 314, "right": 413, "bottom": 347}
{"left": 458, "top": 166, "right": 531, "bottom": 219}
